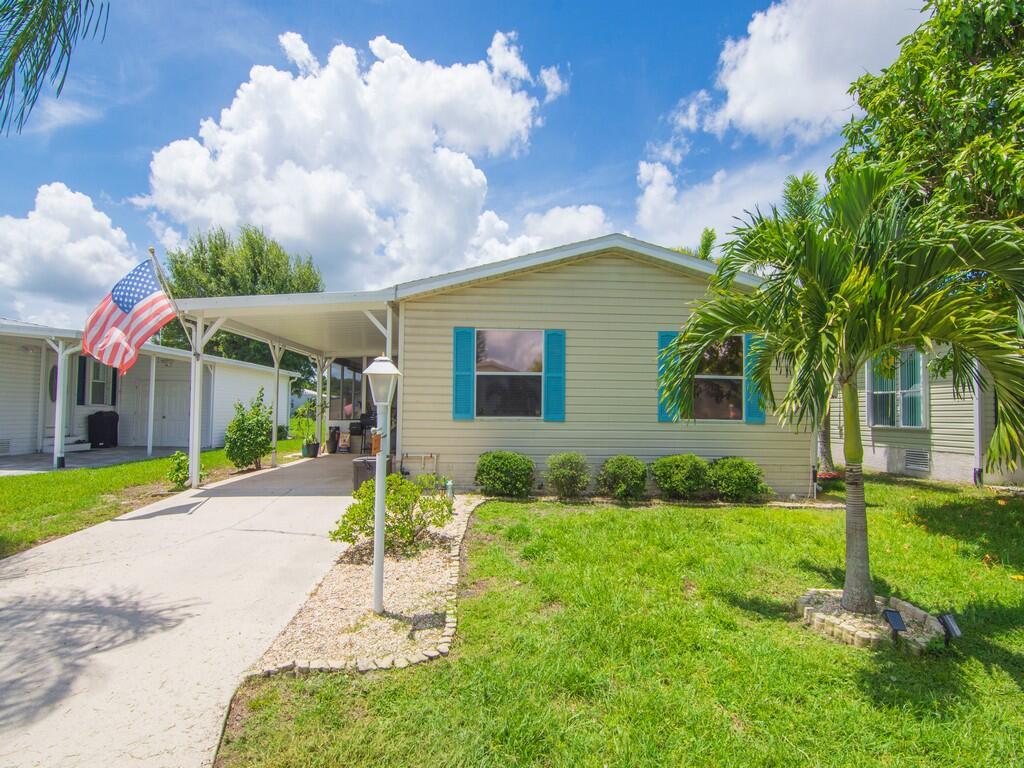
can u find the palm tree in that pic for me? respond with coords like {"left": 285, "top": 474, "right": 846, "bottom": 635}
{"left": 660, "top": 165, "right": 1024, "bottom": 613}
{"left": 0, "top": 0, "right": 108, "bottom": 133}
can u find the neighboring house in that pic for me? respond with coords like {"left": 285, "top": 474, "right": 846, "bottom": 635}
{"left": 829, "top": 349, "right": 1022, "bottom": 486}
{"left": 0, "top": 318, "right": 295, "bottom": 461}
{"left": 177, "top": 234, "right": 814, "bottom": 495}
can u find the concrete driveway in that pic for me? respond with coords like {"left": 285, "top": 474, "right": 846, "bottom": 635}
{"left": 0, "top": 454, "right": 355, "bottom": 767}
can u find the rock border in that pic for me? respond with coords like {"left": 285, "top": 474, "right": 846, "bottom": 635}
{"left": 250, "top": 497, "right": 479, "bottom": 679}
{"left": 797, "top": 588, "right": 945, "bottom": 654}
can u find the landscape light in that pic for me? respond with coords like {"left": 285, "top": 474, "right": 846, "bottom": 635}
{"left": 937, "top": 613, "right": 962, "bottom": 647}
{"left": 882, "top": 608, "right": 906, "bottom": 642}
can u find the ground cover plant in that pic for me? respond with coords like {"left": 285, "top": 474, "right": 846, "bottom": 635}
{"left": 218, "top": 474, "right": 1024, "bottom": 767}
{"left": 0, "top": 439, "right": 302, "bottom": 558}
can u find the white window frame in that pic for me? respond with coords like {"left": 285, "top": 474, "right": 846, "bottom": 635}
{"left": 87, "top": 359, "right": 113, "bottom": 407}
{"left": 692, "top": 335, "right": 745, "bottom": 422}
{"left": 474, "top": 328, "right": 544, "bottom": 419}
{"left": 866, "top": 349, "right": 928, "bottom": 430}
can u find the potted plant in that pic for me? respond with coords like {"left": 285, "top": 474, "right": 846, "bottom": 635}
{"left": 295, "top": 400, "right": 320, "bottom": 458}
{"left": 326, "top": 425, "right": 340, "bottom": 454}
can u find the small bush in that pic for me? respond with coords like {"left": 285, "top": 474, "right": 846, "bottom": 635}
{"left": 224, "top": 389, "right": 273, "bottom": 470}
{"left": 330, "top": 473, "right": 454, "bottom": 553}
{"left": 708, "top": 457, "right": 773, "bottom": 502}
{"left": 166, "top": 450, "right": 205, "bottom": 489}
{"left": 596, "top": 455, "right": 648, "bottom": 502}
{"left": 546, "top": 452, "right": 590, "bottom": 499}
{"left": 650, "top": 454, "right": 711, "bottom": 500}
{"left": 475, "top": 451, "right": 535, "bottom": 498}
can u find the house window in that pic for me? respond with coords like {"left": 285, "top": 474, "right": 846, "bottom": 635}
{"left": 88, "top": 360, "right": 113, "bottom": 406}
{"left": 475, "top": 329, "right": 543, "bottom": 417}
{"left": 329, "top": 360, "right": 364, "bottom": 420}
{"left": 694, "top": 336, "right": 744, "bottom": 420}
{"left": 869, "top": 349, "right": 924, "bottom": 428}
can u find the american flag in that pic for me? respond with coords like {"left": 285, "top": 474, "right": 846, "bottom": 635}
{"left": 83, "top": 260, "right": 178, "bottom": 375}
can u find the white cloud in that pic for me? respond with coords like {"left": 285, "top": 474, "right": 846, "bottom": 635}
{"left": 539, "top": 65, "right": 568, "bottom": 103}
{"left": 25, "top": 96, "right": 102, "bottom": 135}
{"left": 685, "top": 0, "right": 923, "bottom": 144}
{"left": 136, "top": 31, "right": 570, "bottom": 287}
{"left": 634, "top": 147, "right": 832, "bottom": 250}
{"left": 471, "top": 204, "right": 613, "bottom": 264}
{"left": 0, "top": 183, "right": 138, "bottom": 326}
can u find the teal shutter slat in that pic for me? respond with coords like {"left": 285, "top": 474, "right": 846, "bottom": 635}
{"left": 452, "top": 327, "right": 475, "bottom": 420}
{"left": 543, "top": 330, "right": 566, "bottom": 422}
{"left": 744, "top": 333, "right": 766, "bottom": 424}
{"left": 76, "top": 356, "right": 87, "bottom": 406}
{"left": 658, "top": 331, "right": 679, "bottom": 423}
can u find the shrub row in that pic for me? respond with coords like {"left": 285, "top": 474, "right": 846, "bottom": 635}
{"left": 474, "top": 450, "right": 772, "bottom": 503}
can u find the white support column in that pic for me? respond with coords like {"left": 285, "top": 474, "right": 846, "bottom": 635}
{"left": 37, "top": 344, "right": 48, "bottom": 452}
{"left": 313, "top": 356, "right": 326, "bottom": 444}
{"left": 360, "top": 356, "right": 367, "bottom": 417}
{"left": 385, "top": 304, "right": 393, "bottom": 358}
{"left": 396, "top": 301, "right": 405, "bottom": 457}
{"left": 269, "top": 342, "right": 284, "bottom": 467}
{"left": 189, "top": 318, "right": 205, "bottom": 488}
{"left": 49, "top": 339, "right": 81, "bottom": 469}
{"left": 146, "top": 354, "right": 157, "bottom": 457}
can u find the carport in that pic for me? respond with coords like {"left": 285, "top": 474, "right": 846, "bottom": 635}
{"left": 175, "top": 288, "right": 399, "bottom": 488}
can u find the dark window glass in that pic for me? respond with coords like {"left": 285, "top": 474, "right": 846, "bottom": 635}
{"left": 694, "top": 379, "right": 743, "bottom": 420}
{"left": 476, "top": 330, "right": 543, "bottom": 372}
{"left": 476, "top": 375, "right": 542, "bottom": 417}
{"left": 329, "top": 362, "right": 343, "bottom": 420}
{"left": 697, "top": 336, "right": 743, "bottom": 375}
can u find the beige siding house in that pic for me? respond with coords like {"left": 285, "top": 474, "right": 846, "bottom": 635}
{"left": 829, "top": 352, "right": 1022, "bottom": 486}
{"left": 176, "top": 234, "right": 814, "bottom": 495}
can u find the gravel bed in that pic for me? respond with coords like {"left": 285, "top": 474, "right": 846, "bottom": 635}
{"left": 253, "top": 495, "right": 479, "bottom": 673}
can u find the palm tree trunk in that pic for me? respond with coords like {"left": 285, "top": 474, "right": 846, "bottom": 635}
{"left": 840, "top": 380, "right": 876, "bottom": 613}
{"left": 818, "top": 402, "right": 835, "bottom": 472}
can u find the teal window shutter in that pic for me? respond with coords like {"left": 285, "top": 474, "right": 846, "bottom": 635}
{"left": 744, "top": 333, "right": 766, "bottom": 424}
{"left": 658, "top": 331, "right": 679, "bottom": 423}
{"left": 543, "top": 330, "right": 566, "bottom": 422}
{"left": 452, "top": 327, "right": 475, "bottom": 420}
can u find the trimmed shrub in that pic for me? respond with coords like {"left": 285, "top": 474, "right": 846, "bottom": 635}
{"left": 650, "top": 454, "right": 711, "bottom": 500}
{"left": 596, "top": 455, "right": 648, "bottom": 502}
{"left": 475, "top": 451, "right": 535, "bottom": 498}
{"left": 330, "top": 473, "right": 454, "bottom": 553}
{"left": 224, "top": 389, "right": 273, "bottom": 470}
{"left": 545, "top": 451, "right": 590, "bottom": 499}
{"left": 708, "top": 457, "right": 773, "bottom": 502}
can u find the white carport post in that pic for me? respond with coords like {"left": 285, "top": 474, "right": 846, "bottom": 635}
{"left": 47, "top": 338, "right": 82, "bottom": 469}
{"left": 268, "top": 342, "right": 285, "bottom": 467}
{"left": 146, "top": 354, "right": 157, "bottom": 456}
{"left": 312, "top": 355, "right": 327, "bottom": 444}
{"left": 188, "top": 317, "right": 224, "bottom": 488}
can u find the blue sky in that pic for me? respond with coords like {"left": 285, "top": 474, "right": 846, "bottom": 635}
{"left": 0, "top": 0, "right": 925, "bottom": 326}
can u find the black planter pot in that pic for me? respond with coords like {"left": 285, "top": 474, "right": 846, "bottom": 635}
{"left": 326, "top": 438, "right": 339, "bottom": 454}
{"left": 302, "top": 442, "right": 320, "bottom": 458}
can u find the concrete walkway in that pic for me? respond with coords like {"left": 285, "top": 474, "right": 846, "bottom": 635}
{"left": 0, "top": 454, "right": 355, "bottom": 767}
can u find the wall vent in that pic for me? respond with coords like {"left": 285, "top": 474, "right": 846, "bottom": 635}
{"left": 0, "top": 439, "right": 10, "bottom": 455}
{"left": 905, "top": 449, "right": 930, "bottom": 473}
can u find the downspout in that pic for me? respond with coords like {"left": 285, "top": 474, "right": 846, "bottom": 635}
{"left": 973, "top": 358, "right": 984, "bottom": 486}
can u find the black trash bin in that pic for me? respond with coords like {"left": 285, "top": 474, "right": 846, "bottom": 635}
{"left": 353, "top": 455, "right": 391, "bottom": 490}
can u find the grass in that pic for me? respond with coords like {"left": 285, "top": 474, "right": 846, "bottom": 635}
{"left": 0, "top": 438, "right": 303, "bottom": 558}
{"left": 217, "top": 475, "right": 1024, "bottom": 767}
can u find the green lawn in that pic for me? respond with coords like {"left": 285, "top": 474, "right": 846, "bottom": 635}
{"left": 218, "top": 476, "right": 1024, "bottom": 767}
{"left": 0, "top": 438, "right": 303, "bottom": 558}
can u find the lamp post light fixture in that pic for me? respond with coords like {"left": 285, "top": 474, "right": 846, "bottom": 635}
{"left": 364, "top": 355, "right": 401, "bottom": 614}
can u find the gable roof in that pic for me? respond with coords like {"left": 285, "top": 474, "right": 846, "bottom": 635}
{"left": 393, "top": 233, "right": 760, "bottom": 300}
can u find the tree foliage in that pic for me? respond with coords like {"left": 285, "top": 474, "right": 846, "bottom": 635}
{"left": 833, "top": 0, "right": 1024, "bottom": 221}
{"left": 0, "top": 0, "right": 107, "bottom": 133}
{"left": 161, "top": 226, "right": 324, "bottom": 385}
{"left": 661, "top": 165, "right": 1024, "bottom": 611}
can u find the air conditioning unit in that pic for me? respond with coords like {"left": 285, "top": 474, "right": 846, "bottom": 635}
{"left": 905, "top": 449, "right": 930, "bottom": 473}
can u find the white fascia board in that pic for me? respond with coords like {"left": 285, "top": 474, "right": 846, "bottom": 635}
{"left": 176, "top": 287, "right": 394, "bottom": 317}
{"left": 393, "top": 232, "right": 761, "bottom": 300}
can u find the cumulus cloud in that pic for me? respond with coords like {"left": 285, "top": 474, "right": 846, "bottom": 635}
{"left": 674, "top": 0, "right": 923, "bottom": 145}
{"left": 539, "top": 65, "right": 568, "bottom": 103}
{"left": 634, "top": 148, "right": 832, "bottom": 251}
{"left": 0, "top": 183, "right": 137, "bottom": 326}
{"left": 136, "top": 30, "right": 574, "bottom": 287}
{"left": 471, "top": 204, "right": 613, "bottom": 264}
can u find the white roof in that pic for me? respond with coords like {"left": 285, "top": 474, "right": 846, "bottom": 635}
{"left": 0, "top": 318, "right": 301, "bottom": 378}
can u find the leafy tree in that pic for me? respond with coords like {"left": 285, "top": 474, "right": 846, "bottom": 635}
{"left": 0, "top": 0, "right": 108, "bottom": 133}
{"left": 161, "top": 226, "right": 324, "bottom": 386}
{"left": 661, "top": 165, "right": 1024, "bottom": 613}
{"left": 675, "top": 227, "right": 717, "bottom": 260}
{"left": 833, "top": 0, "right": 1024, "bottom": 221}
{"left": 223, "top": 389, "right": 273, "bottom": 470}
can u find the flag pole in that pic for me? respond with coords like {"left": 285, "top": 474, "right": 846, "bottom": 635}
{"left": 148, "top": 246, "right": 195, "bottom": 351}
